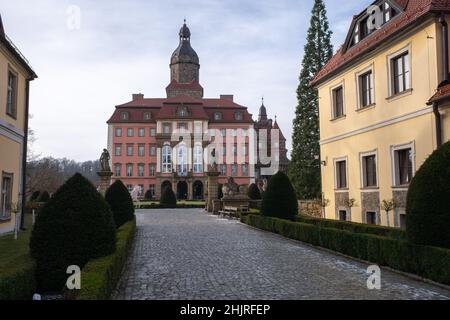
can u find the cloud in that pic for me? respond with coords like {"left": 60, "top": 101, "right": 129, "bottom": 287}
{"left": 1, "top": 0, "right": 372, "bottom": 161}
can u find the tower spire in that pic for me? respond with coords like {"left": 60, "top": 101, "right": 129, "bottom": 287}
{"left": 258, "top": 96, "right": 268, "bottom": 122}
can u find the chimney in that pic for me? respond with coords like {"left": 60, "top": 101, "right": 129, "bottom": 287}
{"left": 220, "top": 95, "right": 234, "bottom": 102}
{"left": 132, "top": 93, "right": 144, "bottom": 100}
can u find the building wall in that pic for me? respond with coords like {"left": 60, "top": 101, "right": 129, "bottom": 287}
{"left": 317, "top": 20, "right": 442, "bottom": 228}
{"left": 0, "top": 46, "right": 28, "bottom": 233}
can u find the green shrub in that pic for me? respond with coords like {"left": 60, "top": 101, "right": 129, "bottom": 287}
{"left": 37, "top": 191, "right": 50, "bottom": 203}
{"left": 30, "top": 173, "right": 117, "bottom": 292}
{"left": 74, "top": 218, "right": 136, "bottom": 300}
{"left": 0, "top": 257, "right": 36, "bottom": 300}
{"left": 30, "top": 191, "right": 41, "bottom": 202}
{"left": 261, "top": 172, "right": 298, "bottom": 220}
{"left": 242, "top": 214, "right": 450, "bottom": 285}
{"left": 144, "top": 189, "right": 154, "bottom": 200}
{"left": 218, "top": 184, "right": 223, "bottom": 200}
{"left": 296, "top": 215, "right": 406, "bottom": 240}
{"left": 160, "top": 187, "right": 177, "bottom": 207}
{"left": 105, "top": 180, "right": 135, "bottom": 228}
{"left": 247, "top": 183, "right": 261, "bottom": 200}
{"left": 407, "top": 141, "right": 450, "bottom": 248}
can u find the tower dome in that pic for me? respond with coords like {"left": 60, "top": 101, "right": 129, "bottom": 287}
{"left": 258, "top": 97, "right": 268, "bottom": 122}
{"left": 170, "top": 20, "right": 199, "bottom": 66}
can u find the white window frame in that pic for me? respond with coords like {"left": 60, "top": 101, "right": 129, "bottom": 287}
{"left": 162, "top": 144, "right": 172, "bottom": 173}
{"left": 115, "top": 128, "right": 122, "bottom": 137}
{"left": 329, "top": 81, "right": 346, "bottom": 120}
{"left": 390, "top": 141, "right": 415, "bottom": 188}
{"left": 193, "top": 144, "right": 203, "bottom": 173}
{"left": 333, "top": 156, "right": 348, "bottom": 190}
{"left": 355, "top": 64, "right": 375, "bottom": 109}
{"left": 387, "top": 44, "right": 412, "bottom": 97}
{"left": 359, "top": 150, "right": 379, "bottom": 189}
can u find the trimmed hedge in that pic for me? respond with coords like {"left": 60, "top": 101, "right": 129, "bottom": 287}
{"left": 261, "top": 172, "right": 298, "bottom": 220}
{"left": 73, "top": 218, "right": 136, "bottom": 300}
{"left": 160, "top": 187, "right": 177, "bottom": 208}
{"left": 248, "top": 183, "right": 262, "bottom": 200}
{"left": 0, "top": 257, "right": 36, "bottom": 300}
{"left": 242, "top": 214, "right": 450, "bottom": 285}
{"left": 407, "top": 141, "right": 450, "bottom": 248}
{"left": 137, "top": 203, "right": 205, "bottom": 209}
{"left": 296, "top": 215, "right": 406, "bottom": 240}
{"left": 105, "top": 180, "right": 135, "bottom": 228}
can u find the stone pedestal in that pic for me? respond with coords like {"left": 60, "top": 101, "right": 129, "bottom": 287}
{"left": 206, "top": 171, "right": 220, "bottom": 213}
{"left": 97, "top": 171, "right": 113, "bottom": 196}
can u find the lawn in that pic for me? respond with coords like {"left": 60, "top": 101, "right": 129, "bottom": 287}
{"left": 0, "top": 214, "right": 33, "bottom": 270}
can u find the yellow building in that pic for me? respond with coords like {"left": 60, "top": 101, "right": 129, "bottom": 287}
{"left": 0, "top": 14, "right": 37, "bottom": 234}
{"left": 311, "top": 0, "right": 450, "bottom": 228}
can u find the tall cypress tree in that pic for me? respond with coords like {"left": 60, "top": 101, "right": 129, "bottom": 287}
{"left": 289, "top": 0, "right": 333, "bottom": 200}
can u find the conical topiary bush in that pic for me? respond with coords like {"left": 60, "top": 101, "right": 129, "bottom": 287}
{"left": 105, "top": 180, "right": 135, "bottom": 228}
{"left": 406, "top": 141, "right": 450, "bottom": 248}
{"left": 248, "top": 183, "right": 262, "bottom": 200}
{"left": 261, "top": 171, "right": 298, "bottom": 220}
{"left": 160, "top": 186, "right": 177, "bottom": 208}
{"left": 30, "top": 173, "right": 116, "bottom": 292}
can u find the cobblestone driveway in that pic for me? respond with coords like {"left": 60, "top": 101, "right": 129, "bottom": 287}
{"left": 114, "top": 209, "right": 450, "bottom": 300}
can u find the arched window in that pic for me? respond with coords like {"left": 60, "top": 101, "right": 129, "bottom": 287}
{"left": 143, "top": 112, "right": 152, "bottom": 121}
{"left": 214, "top": 112, "right": 222, "bottom": 121}
{"left": 193, "top": 145, "right": 203, "bottom": 173}
{"left": 177, "top": 144, "right": 188, "bottom": 176}
{"left": 121, "top": 112, "right": 129, "bottom": 121}
{"left": 235, "top": 111, "right": 242, "bottom": 120}
{"left": 162, "top": 145, "right": 172, "bottom": 173}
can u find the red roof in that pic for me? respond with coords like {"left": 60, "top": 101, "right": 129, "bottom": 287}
{"left": 311, "top": 0, "right": 450, "bottom": 87}
{"left": 428, "top": 83, "right": 450, "bottom": 104}
{"left": 108, "top": 95, "right": 254, "bottom": 124}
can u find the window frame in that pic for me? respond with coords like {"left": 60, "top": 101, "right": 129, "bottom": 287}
{"left": 387, "top": 45, "right": 412, "bottom": 98}
{"left": 1, "top": 172, "right": 14, "bottom": 220}
{"left": 115, "top": 128, "right": 122, "bottom": 137}
{"left": 330, "top": 82, "right": 345, "bottom": 120}
{"left": 162, "top": 144, "right": 172, "bottom": 173}
{"left": 359, "top": 150, "right": 378, "bottom": 189}
{"left": 334, "top": 157, "right": 348, "bottom": 190}
{"left": 391, "top": 142, "right": 415, "bottom": 187}
{"left": 356, "top": 65, "right": 375, "bottom": 109}
{"left": 6, "top": 68, "right": 18, "bottom": 119}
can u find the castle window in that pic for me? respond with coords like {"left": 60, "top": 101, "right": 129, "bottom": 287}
{"left": 149, "top": 164, "right": 156, "bottom": 177}
{"left": 127, "top": 128, "right": 134, "bottom": 137}
{"left": 150, "top": 128, "right": 156, "bottom": 137}
{"left": 126, "top": 164, "right": 133, "bottom": 177}
{"left": 179, "top": 107, "right": 188, "bottom": 117}
{"left": 235, "top": 112, "right": 242, "bottom": 121}
{"left": 162, "top": 145, "right": 172, "bottom": 173}
{"left": 114, "top": 164, "right": 121, "bottom": 177}
{"left": 144, "top": 112, "right": 152, "bottom": 121}
{"left": 214, "top": 112, "right": 222, "bottom": 121}
{"left": 358, "top": 70, "right": 374, "bottom": 108}
{"left": 193, "top": 145, "right": 203, "bottom": 173}
{"left": 138, "top": 164, "right": 145, "bottom": 177}
{"left": 391, "top": 51, "right": 410, "bottom": 95}
{"left": 138, "top": 144, "right": 145, "bottom": 157}
{"left": 121, "top": 112, "right": 129, "bottom": 121}
{"left": 115, "top": 128, "right": 122, "bottom": 137}
{"left": 138, "top": 128, "right": 145, "bottom": 137}
{"left": 334, "top": 159, "right": 348, "bottom": 189}
{"left": 163, "top": 123, "right": 172, "bottom": 135}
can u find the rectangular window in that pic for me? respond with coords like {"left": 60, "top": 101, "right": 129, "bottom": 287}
{"left": 1, "top": 173, "right": 13, "bottom": 219}
{"left": 126, "top": 164, "right": 133, "bottom": 177}
{"left": 126, "top": 184, "right": 133, "bottom": 192}
{"left": 127, "top": 145, "right": 134, "bottom": 156}
{"left": 163, "top": 123, "right": 172, "bottom": 134}
{"left": 241, "top": 164, "right": 248, "bottom": 176}
{"left": 220, "top": 128, "right": 226, "bottom": 137}
{"left": 335, "top": 160, "right": 347, "bottom": 189}
{"left": 194, "top": 123, "right": 202, "bottom": 134}
{"left": 241, "top": 128, "right": 248, "bottom": 136}
{"left": 242, "top": 144, "right": 248, "bottom": 156}
{"left": 222, "top": 145, "right": 227, "bottom": 156}
{"left": 138, "top": 128, "right": 145, "bottom": 137}
{"left": 178, "top": 123, "right": 187, "bottom": 132}
{"left": 150, "top": 128, "right": 156, "bottom": 137}
{"left": 366, "top": 212, "right": 377, "bottom": 225}
{"left": 359, "top": 71, "right": 374, "bottom": 107}
{"left": 231, "top": 129, "right": 237, "bottom": 137}
{"left": 138, "top": 164, "right": 145, "bottom": 177}
{"left": 339, "top": 210, "right": 347, "bottom": 221}
{"left": 149, "top": 145, "right": 157, "bottom": 156}
{"left": 231, "top": 164, "right": 238, "bottom": 176}
{"left": 394, "top": 148, "right": 413, "bottom": 186}
{"left": 114, "top": 164, "right": 121, "bottom": 177}
{"left": 332, "top": 86, "right": 344, "bottom": 119}
{"left": 127, "top": 128, "right": 134, "bottom": 137}
{"left": 115, "top": 128, "right": 122, "bottom": 137}
{"left": 138, "top": 145, "right": 145, "bottom": 157}
{"left": 391, "top": 52, "right": 410, "bottom": 95}
{"left": 400, "top": 214, "right": 407, "bottom": 230}
{"left": 362, "top": 154, "right": 377, "bottom": 188}
{"left": 115, "top": 144, "right": 122, "bottom": 156}
{"left": 149, "top": 164, "right": 156, "bottom": 177}
{"left": 148, "top": 185, "right": 156, "bottom": 199}
{"left": 220, "top": 165, "right": 227, "bottom": 176}
{"left": 209, "top": 129, "right": 216, "bottom": 137}
{"left": 233, "top": 144, "right": 237, "bottom": 156}
{"left": 6, "top": 71, "right": 17, "bottom": 118}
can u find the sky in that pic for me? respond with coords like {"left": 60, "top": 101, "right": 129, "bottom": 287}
{"left": 1, "top": 0, "right": 372, "bottom": 162}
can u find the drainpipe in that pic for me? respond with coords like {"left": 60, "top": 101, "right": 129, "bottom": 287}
{"left": 439, "top": 14, "right": 449, "bottom": 84}
{"left": 433, "top": 102, "right": 443, "bottom": 148}
{"left": 20, "top": 78, "right": 31, "bottom": 230}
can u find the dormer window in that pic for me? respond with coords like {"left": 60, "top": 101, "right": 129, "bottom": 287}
{"left": 234, "top": 112, "right": 243, "bottom": 121}
{"left": 143, "top": 112, "right": 152, "bottom": 121}
{"left": 179, "top": 106, "right": 188, "bottom": 117}
{"left": 348, "top": 1, "right": 400, "bottom": 49}
{"left": 121, "top": 112, "right": 129, "bottom": 121}
{"left": 214, "top": 112, "right": 222, "bottom": 121}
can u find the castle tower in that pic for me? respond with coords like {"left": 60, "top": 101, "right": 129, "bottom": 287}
{"left": 166, "top": 20, "right": 204, "bottom": 98}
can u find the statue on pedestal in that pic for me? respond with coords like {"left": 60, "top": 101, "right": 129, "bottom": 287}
{"left": 100, "top": 149, "right": 111, "bottom": 172}
{"left": 97, "top": 148, "right": 113, "bottom": 196}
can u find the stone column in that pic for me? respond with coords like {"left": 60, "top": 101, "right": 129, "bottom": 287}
{"left": 97, "top": 171, "right": 113, "bottom": 196}
{"left": 206, "top": 171, "right": 220, "bottom": 212}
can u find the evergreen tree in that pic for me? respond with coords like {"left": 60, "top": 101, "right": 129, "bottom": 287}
{"left": 289, "top": 0, "right": 333, "bottom": 200}
{"left": 105, "top": 180, "right": 135, "bottom": 228}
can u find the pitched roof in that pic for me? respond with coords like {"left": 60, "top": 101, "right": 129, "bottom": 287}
{"left": 108, "top": 95, "right": 254, "bottom": 124}
{"left": 311, "top": 0, "right": 450, "bottom": 87}
{"left": 428, "top": 83, "right": 450, "bottom": 104}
